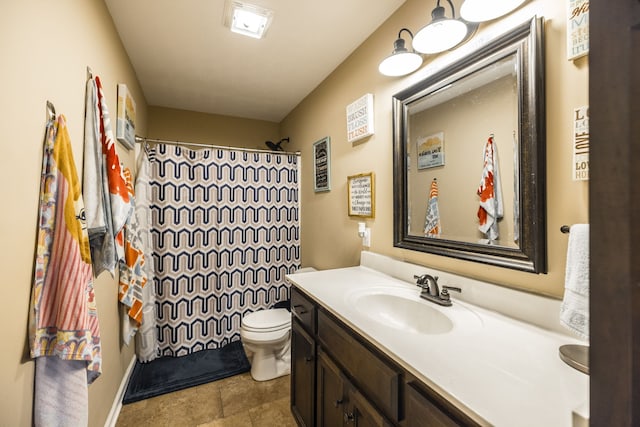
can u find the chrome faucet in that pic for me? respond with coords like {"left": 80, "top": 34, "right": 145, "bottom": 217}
{"left": 413, "top": 274, "right": 461, "bottom": 306}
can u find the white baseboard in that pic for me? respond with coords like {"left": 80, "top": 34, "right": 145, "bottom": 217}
{"left": 104, "top": 355, "right": 137, "bottom": 427}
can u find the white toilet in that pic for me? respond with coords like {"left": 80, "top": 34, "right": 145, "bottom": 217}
{"left": 240, "top": 308, "right": 292, "bottom": 381}
{"left": 240, "top": 267, "right": 317, "bottom": 381}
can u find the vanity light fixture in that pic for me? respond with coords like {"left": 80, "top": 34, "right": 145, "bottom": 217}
{"left": 460, "top": 0, "right": 527, "bottom": 23}
{"left": 412, "top": 0, "right": 468, "bottom": 54}
{"left": 224, "top": 1, "right": 274, "bottom": 39}
{"left": 378, "top": 28, "right": 424, "bottom": 77}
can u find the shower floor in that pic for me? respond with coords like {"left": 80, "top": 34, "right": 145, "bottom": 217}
{"left": 116, "top": 372, "right": 295, "bottom": 427}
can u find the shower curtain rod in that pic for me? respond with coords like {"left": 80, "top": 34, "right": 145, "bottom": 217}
{"left": 135, "top": 136, "right": 300, "bottom": 156}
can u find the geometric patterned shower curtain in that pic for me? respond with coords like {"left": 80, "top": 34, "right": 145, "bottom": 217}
{"left": 149, "top": 144, "right": 300, "bottom": 357}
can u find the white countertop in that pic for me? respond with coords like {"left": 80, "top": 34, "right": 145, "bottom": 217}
{"left": 286, "top": 266, "right": 589, "bottom": 427}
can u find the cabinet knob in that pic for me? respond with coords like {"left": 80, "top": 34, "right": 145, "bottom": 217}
{"left": 305, "top": 356, "right": 313, "bottom": 363}
{"left": 334, "top": 399, "right": 343, "bottom": 408}
{"left": 344, "top": 411, "right": 355, "bottom": 423}
{"left": 293, "top": 304, "right": 308, "bottom": 314}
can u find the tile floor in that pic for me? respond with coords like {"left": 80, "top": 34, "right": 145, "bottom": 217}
{"left": 116, "top": 372, "right": 297, "bottom": 427}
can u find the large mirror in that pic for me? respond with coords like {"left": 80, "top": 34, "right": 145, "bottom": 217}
{"left": 392, "top": 17, "right": 546, "bottom": 273}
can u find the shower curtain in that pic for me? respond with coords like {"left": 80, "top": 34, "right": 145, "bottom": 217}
{"left": 149, "top": 144, "right": 300, "bottom": 357}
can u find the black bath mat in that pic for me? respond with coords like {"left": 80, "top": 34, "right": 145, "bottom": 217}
{"left": 122, "top": 340, "right": 250, "bottom": 404}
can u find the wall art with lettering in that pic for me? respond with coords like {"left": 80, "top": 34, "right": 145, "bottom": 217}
{"left": 573, "top": 106, "right": 589, "bottom": 181}
{"left": 416, "top": 132, "right": 445, "bottom": 170}
{"left": 346, "top": 94, "right": 374, "bottom": 143}
{"left": 567, "top": 0, "right": 589, "bottom": 60}
{"left": 116, "top": 83, "right": 136, "bottom": 150}
{"left": 313, "top": 137, "right": 331, "bottom": 192}
{"left": 347, "top": 172, "right": 375, "bottom": 218}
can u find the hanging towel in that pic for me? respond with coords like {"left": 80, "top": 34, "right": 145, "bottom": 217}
{"left": 95, "top": 76, "right": 132, "bottom": 264}
{"left": 560, "top": 224, "right": 589, "bottom": 340}
{"left": 424, "top": 178, "right": 441, "bottom": 237}
{"left": 34, "top": 357, "right": 88, "bottom": 427}
{"left": 477, "top": 135, "right": 504, "bottom": 241}
{"left": 134, "top": 148, "right": 158, "bottom": 362}
{"left": 29, "top": 115, "right": 101, "bottom": 427}
{"left": 118, "top": 168, "right": 147, "bottom": 344}
{"left": 83, "top": 77, "right": 117, "bottom": 277}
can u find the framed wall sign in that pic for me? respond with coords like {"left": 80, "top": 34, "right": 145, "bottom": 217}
{"left": 416, "top": 132, "right": 445, "bottom": 169}
{"left": 346, "top": 93, "right": 374, "bottom": 143}
{"left": 313, "top": 137, "right": 331, "bottom": 192}
{"left": 116, "top": 83, "right": 136, "bottom": 150}
{"left": 347, "top": 172, "right": 375, "bottom": 218}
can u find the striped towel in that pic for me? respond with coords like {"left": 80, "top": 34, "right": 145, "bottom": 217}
{"left": 30, "top": 115, "right": 101, "bottom": 426}
{"left": 424, "top": 178, "right": 441, "bottom": 237}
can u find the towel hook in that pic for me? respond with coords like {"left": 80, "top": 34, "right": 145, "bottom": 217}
{"left": 46, "top": 100, "right": 56, "bottom": 122}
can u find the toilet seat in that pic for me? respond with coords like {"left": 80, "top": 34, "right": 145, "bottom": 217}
{"left": 242, "top": 308, "right": 290, "bottom": 333}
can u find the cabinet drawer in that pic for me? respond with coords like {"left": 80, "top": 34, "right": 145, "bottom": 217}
{"left": 291, "top": 287, "right": 316, "bottom": 334}
{"left": 317, "top": 310, "right": 400, "bottom": 422}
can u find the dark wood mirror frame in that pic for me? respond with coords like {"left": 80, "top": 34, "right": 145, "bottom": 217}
{"left": 392, "top": 17, "right": 547, "bottom": 273}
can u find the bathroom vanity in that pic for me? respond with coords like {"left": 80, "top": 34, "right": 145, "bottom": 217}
{"left": 286, "top": 252, "right": 589, "bottom": 427}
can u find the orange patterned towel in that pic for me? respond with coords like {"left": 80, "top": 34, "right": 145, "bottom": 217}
{"left": 477, "top": 135, "right": 503, "bottom": 241}
{"left": 118, "top": 168, "right": 147, "bottom": 327}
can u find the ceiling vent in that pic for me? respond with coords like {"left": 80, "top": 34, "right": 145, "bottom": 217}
{"left": 224, "top": 1, "right": 274, "bottom": 39}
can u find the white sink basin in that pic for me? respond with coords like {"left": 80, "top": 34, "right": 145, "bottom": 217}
{"left": 348, "top": 287, "right": 482, "bottom": 335}
{"left": 355, "top": 293, "right": 453, "bottom": 334}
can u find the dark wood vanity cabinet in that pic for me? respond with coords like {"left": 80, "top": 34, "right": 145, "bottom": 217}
{"left": 290, "top": 286, "right": 480, "bottom": 427}
{"left": 291, "top": 319, "right": 316, "bottom": 427}
{"left": 317, "top": 348, "right": 392, "bottom": 427}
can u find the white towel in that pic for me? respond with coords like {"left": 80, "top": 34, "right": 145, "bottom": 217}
{"left": 133, "top": 148, "right": 159, "bottom": 362}
{"left": 83, "top": 78, "right": 117, "bottom": 277}
{"left": 34, "top": 357, "right": 88, "bottom": 427}
{"left": 560, "top": 224, "right": 589, "bottom": 340}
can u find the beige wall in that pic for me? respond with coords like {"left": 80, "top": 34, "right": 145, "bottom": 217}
{"left": 148, "top": 106, "right": 280, "bottom": 150}
{"left": 281, "top": 0, "right": 589, "bottom": 297}
{"left": 1, "top": 2, "right": 147, "bottom": 426}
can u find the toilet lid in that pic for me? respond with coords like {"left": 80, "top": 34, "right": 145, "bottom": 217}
{"left": 243, "top": 308, "right": 290, "bottom": 332}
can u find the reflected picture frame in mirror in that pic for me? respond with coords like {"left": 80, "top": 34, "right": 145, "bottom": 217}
{"left": 392, "top": 17, "right": 547, "bottom": 273}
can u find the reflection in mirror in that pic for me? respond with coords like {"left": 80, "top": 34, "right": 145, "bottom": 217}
{"left": 393, "top": 17, "right": 546, "bottom": 273}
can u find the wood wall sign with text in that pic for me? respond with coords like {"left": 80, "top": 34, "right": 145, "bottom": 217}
{"left": 347, "top": 172, "right": 375, "bottom": 218}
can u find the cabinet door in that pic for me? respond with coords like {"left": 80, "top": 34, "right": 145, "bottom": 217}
{"left": 316, "top": 349, "right": 346, "bottom": 427}
{"left": 345, "top": 386, "right": 393, "bottom": 427}
{"left": 291, "top": 318, "right": 316, "bottom": 427}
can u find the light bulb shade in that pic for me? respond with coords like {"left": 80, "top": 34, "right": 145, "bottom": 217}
{"left": 460, "top": 0, "right": 526, "bottom": 23}
{"left": 412, "top": 18, "right": 468, "bottom": 54}
{"left": 379, "top": 51, "right": 423, "bottom": 76}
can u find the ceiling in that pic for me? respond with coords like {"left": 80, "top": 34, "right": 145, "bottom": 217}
{"left": 104, "top": 0, "right": 406, "bottom": 123}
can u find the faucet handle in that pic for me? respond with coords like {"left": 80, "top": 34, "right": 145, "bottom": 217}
{"left": 439, "top": 285, "right": 461, "bottom": 302}
{"left": 413, "top": 274, "right": 428, "bottom": 288}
